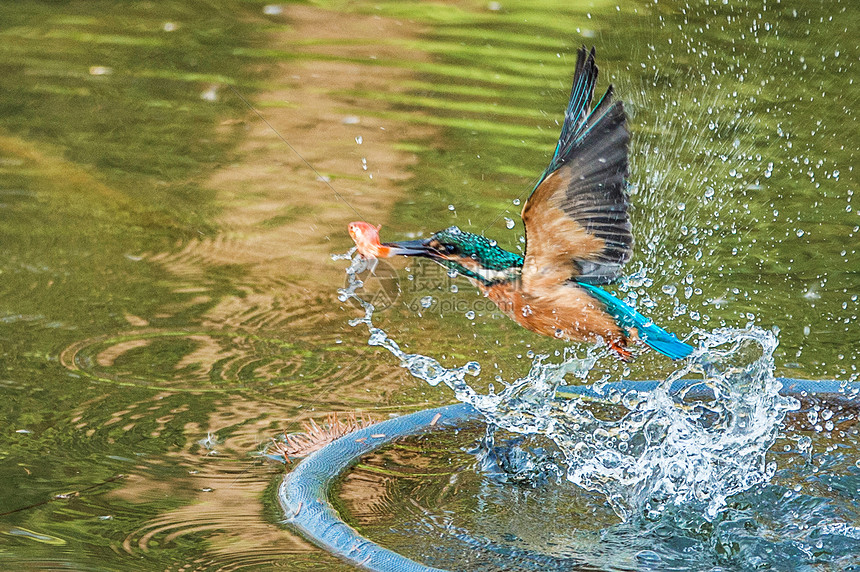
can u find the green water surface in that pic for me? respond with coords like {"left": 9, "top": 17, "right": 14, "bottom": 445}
{"left": 0, "top": 0, "right": 857, "bottom": 569}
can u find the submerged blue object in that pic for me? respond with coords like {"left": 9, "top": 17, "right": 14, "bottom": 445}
{"left": 280, "top": 404, "right": 479, "bottom": 572}
{"left": 280, "top": 378, "right": 858, "bottom": 572}
{"left": 555, "top": 377, "right": 860, "bottom": 401}
{"left": 577, "top": 281, "right": 695, "bottom": 360}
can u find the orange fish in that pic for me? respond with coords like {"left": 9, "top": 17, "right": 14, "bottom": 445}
{"left": 348, "top": 221, "right": 391, "bottom": 258}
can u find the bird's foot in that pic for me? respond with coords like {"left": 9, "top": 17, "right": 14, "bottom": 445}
{"left": 607, "top": 338, "right": 633, "bottom": 362}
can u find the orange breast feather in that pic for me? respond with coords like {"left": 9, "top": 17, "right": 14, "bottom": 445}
{"left": 483, "top": 281, "right": 630, "bottom": 358}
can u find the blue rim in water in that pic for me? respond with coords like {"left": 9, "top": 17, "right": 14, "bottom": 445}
{"left": 278, "top": 379, "right": 859, "bottom": 572}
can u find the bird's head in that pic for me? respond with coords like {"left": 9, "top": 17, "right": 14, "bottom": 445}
{"left": 384, "top": 226, "right": 523, "bottom": 286}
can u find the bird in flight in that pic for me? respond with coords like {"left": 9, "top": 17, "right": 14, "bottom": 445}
{"left": 349, "top": 47, "right": 693, "bottom": 361}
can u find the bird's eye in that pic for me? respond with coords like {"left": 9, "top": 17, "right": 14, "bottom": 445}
{"left": 443, "top": 244, "right": 458, "bottom": 254}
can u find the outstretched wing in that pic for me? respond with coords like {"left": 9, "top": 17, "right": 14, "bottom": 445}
{"left": 521, "top": 46, "right": 632, "bottom": 291}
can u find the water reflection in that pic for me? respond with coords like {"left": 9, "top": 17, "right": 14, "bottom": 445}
{"left": 0, "top": 1, "right": 431, "bottom": 569}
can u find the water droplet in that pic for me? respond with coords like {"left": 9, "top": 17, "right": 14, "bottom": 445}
{"left": 200, "top": 86, "right": 218, "bottom": 101}
{"left": 355, "top": 135, "right": 363, "bottom": 144}
{"left": 704, "top": 187, "right": 715, "bottom": 199}
{"left": 625, "top": 272, "right": 647, "bottom": 288}
{"left": 635, "top": 550, "right": 662, "bottom": 565}
{"left": 662, "top": 284, "right": 677, "bottom": 296}
{"left": 521, "top": 305, "right": 533, "bottom": 317}
{"left": 504, "top": 217, "right": 515, "bottom": 229}
{"left": 420, "top": 296, "right": 433, "bottom": 308}
{"left": 796, "top": 229, "right": 805, "bottom": 237}
{"left": 512, "top": 198, "right": 521, "bottom": 206}
{"left": 465, "top": 310, "right": 475, "bottom": 320}
{"left": 448, "top": 204, "right": 456, "bottom": 211}
{"left": 450, "top": 285, "right": 458, "bottom": 293}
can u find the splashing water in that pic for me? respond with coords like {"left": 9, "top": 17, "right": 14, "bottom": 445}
{"left": 337, "top": 253, "right": 799, "bottom": 521}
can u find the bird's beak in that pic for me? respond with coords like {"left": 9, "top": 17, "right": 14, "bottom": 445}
{"left": 382, "top": 238, "right": 435, "bottom": 258}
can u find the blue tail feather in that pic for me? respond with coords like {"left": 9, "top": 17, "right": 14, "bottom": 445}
{"left": 577, "top": 282, "right": 695, "bottom": 360}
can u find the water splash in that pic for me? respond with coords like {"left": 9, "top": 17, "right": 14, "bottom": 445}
{"left": 561, "top": 328, "right": 798, "bottom": 521}
{"left": 338, "top": 254, "right": 798, "bottom": 521}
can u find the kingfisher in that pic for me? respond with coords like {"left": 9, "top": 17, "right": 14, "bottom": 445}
{"left": 351, "top": 47, "right": 693, "bottom": 361}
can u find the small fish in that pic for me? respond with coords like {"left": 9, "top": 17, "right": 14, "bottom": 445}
{"left": 348, "top": 221, "right": 391, "bottom": 258}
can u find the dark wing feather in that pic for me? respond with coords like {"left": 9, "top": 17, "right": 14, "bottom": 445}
{"left": 548, "top": 46, "right": 599, "bottom": 175}
{"left": 521, "top": 46, "right": 632, "bottom": 287}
